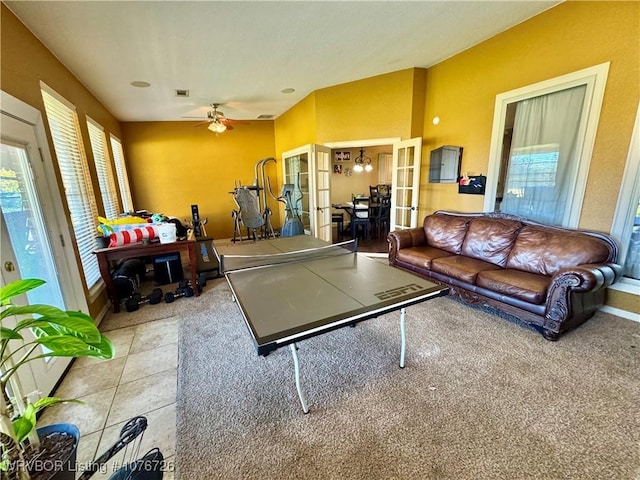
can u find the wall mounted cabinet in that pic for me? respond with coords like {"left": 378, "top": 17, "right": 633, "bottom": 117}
{"left": 429, "top": 145, "right": 463, "bottom": 183}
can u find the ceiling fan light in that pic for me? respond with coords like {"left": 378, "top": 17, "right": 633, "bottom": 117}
{"left": 208, "top": 121, "right": 227, "bottom": 133}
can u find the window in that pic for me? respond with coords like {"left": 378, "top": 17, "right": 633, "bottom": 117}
{"left": 87, "top": 117, "right": 120, "bottom": 219}
{"left": 41, "top": 84, "right": 101, "bottom": 289}
{"left": 611, "top": 102, "right": 640, "bottom": 285}
{"left": 110, "top": 135, "right": 134, "bottom": 213}
{"left": 485, "top": 63, "right": 609, "bottom": 228}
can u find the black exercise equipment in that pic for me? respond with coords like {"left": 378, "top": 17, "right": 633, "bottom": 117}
{"left": 112, "top": 259, "right": 146, "bottom": 300}
{"left": 164, "top": 285, "right": 194, "bottom": 303}
{"left": 125, "top": 288, "right": 163, "bottom": 312}
{"left": 280, "top": 183, "right": 305, "bottom": 237}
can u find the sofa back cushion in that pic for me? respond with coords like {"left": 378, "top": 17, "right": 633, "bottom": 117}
{"left": 507, "top": 226, "right": 613, "bottom": 276}
{"left": 423, "top": 214, "right": 469, "bottom": 254}
{"left": 460, "top": 218, "right": 523, "bottom": 267}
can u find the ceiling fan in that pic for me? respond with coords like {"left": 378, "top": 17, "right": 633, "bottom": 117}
{"left": 192, "top": 104, "right": 244, "bottom": 133}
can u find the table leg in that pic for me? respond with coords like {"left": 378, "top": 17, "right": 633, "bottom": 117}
{"left": 187, "top": 242, "right": 200, "bottom": 296}
{"left": 400, "top": 307, "right": 407, "bottom": 368}
{"left": 97, "top": 252, "right": 120, "bottom": 313}
{"left": 289, "top": 343, "right": 309, "bottom": 414}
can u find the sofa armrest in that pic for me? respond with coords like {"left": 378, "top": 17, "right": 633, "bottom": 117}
{"left": 387, "top": 228, "right": 427, "bottom": 264}
{"left": 545, "top": 262, "right": 623, "bottom": 326}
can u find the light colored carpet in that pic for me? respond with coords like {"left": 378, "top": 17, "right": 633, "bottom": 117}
{"left": 174, "top": 279, "right": 639, "bottom": 479}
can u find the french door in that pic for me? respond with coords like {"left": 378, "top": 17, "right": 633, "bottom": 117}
{"left": 0, "top": 106, "right": 77, "bottom": 398}
{"left": 390, "top": 137, "right": 422, "bottom": 230}
{"left": 282, "top": 144, "right": 332, "bottom": 242}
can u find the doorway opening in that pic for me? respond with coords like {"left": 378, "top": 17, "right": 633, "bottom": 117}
{"left": 325, "top": 139, "right": 398, "bottom": 254}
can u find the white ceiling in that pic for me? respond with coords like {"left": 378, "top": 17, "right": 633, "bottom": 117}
{"left": 5, "top": 1, "right": 560, "bottom": 122}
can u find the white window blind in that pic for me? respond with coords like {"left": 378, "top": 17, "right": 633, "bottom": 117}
{"left": 87, "top": 117, "right": 120, "bottom": 220}
{"left": 110, "top": 135, "right": 134, "bottom": 213}
{"left": 41, "top": 86, "right": 101, "bottom": 289}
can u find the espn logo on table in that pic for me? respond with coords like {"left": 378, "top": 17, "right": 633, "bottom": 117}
{"left": 374, "top": 283, "right": 424, "bottom": 301}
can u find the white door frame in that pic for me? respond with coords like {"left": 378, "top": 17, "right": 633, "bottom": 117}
{"left": 1, "top": 91, "right": 89, "bottom": 314}
{"left": 0, "top": 94, "right": 90, "bottom": 397}
{"left": 282, "top": 144, "right": 312, "bottom": 235}
{"left": 390, "top": 137, "right": 423, "bottom": 230}
{"left": 311, "top": 144, "right": 332, "bottom": 242}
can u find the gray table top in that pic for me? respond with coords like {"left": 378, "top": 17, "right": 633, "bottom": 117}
{"left": 214, "top": 236, "right": 448, "bottom": 355}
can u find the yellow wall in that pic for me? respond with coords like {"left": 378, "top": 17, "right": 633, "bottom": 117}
{"left": 274, "top": 93, "right": 317, "bottom": 153}
{"left": 1, "top": 5, "right": 123, "bottom": 316}
{"left": 314, "top": 69, "right": 423, "bottom": 143}
{"left": 120, "top": 121, "right": 277, "bottom": 240}
{"left": 420, "top": 1, "right": 639, "bottom": 230}
{"left": 607, "top": 290, "right": 640, "bottom": 316}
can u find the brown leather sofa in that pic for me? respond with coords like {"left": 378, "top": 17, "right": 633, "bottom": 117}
{"left": 388, "top": 211, "right": 622, "bottom": 340}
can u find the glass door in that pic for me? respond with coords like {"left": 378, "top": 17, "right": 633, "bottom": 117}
{"left": 312, "top": 145, "right": 332, "bottom": 242}
{"left": 1, "top": 114, "right": 72, "bottom": 397}
{"left": 282, "top": 146, "right": 311, "bottom": 234}
{"left": 390, "top": 137, "right": 422, "bottom": 230}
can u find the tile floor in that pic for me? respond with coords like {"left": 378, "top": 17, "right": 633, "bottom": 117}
{"left": 40, "top": 316, "right": 178, "bottom": 479}
{"left": 37, "top": 232, "right": 386, "bottom": 479}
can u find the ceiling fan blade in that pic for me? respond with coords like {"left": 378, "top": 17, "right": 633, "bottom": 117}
{"left": 225, "top": 124, "right": 235, "bottom": 131}
{"left": 193, "top": 120, "right": 211, "bottom": 127}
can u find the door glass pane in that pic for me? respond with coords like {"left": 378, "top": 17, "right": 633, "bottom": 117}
{"left": 398, "top": 149, "right": 407, "bottom": 167}
{"left": 0, "top": 142, "right": 64, "bottom": 309}
{"left": 284, "top": 153, "right": 311, "bottom": 232}
{"left": 397, "top": 169, "right": 406, "bottom": 188}
{"left": 406, "top": 147, "right": 414, "bottom": 165}
{"left": 406, "top": 167, "right": 414, "bottom": 186}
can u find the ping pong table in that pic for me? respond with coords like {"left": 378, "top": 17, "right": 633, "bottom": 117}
{"left": 214, "top": 235, "right": 448, "bottom": 413}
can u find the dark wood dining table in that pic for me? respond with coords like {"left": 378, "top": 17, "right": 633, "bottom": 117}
{"left": 332, "top": 201, "right": 381, "bottom": 239}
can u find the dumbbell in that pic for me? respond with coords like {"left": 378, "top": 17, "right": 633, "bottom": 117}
{"left": 125, "top": 288, "right": 163, "bottom": 312}
{"left": 164, "top": 285, "right": 195, "bottom": 303}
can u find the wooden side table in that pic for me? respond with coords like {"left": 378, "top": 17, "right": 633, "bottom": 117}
{"left": 94, "top": 240, "right": 199, "bottom": 313}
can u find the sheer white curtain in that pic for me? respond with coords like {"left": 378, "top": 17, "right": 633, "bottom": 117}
{"left": 500, "top": 85, "right": 587, "bottom": 225}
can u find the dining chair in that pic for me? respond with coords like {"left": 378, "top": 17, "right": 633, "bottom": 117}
{"left": 350, "top": 195, "right": 370, "bottom": 239}
{"left": 369, "top": 185, "right": 380, "bottom": 204}
{"left": 370, "top": 195, "right": 391, "bottom": 238}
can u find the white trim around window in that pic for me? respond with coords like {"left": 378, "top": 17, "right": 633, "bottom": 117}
{"left": 40, "top": 82, "right": 102, "bottom": 294}
{"left": 483, "top": 62, "right": 610, "bottom": 228}
{"left": 609, "top": 100, "right": 640, "bottom": 297}
{"left": 110, "top": 134, "right": 134, "bottom": 213}
{"left": 87, "top": 116, "right": 120, "bottom": 219}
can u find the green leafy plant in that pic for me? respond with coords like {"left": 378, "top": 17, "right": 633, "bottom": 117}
{"left": 0, "top": 278, "right": 114, "bottom": 479}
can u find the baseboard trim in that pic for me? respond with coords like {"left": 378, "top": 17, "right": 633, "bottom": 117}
{"left": 363, "top": 252, "right": 388, "bottom": 259}
{"left": 95, "top": 301, "right": 111, "bottom": 327}
{"left": 600, "top": 305, "right": 640, "bottom": 323}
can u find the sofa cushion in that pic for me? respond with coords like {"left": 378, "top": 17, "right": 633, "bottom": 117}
{"left": 396, "top": 246, "right": 453, "bottom": 270}
{"left": 507, "top": 226, "right": 613, "bottom": 276}
{"left": 424, "top": 214, "right": 469, "bottom": 254}
{"left": 461, "top": 218, "right": 522, "bottom": 267}
{"left": 477, "top": 269, "right": 551, "bottom": 304}
{"left": 431, "top": 255, "right": 501, "bottom": 284}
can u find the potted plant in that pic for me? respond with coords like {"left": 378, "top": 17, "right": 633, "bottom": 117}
{"left": 1, "top": 278, "right": 114, "bottom": 480}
